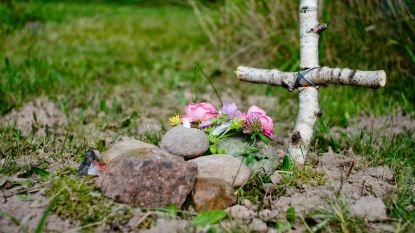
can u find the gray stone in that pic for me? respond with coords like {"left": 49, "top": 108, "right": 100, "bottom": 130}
{"left": 258, "top": 209, "right": 278, "bottom": 222}
{"left": 249, "top": 218, "right": 268, "bottom": 233}
{"left": 349, "top": 196, "right": 387, "bottom": 221}
{"left": 216, "top": 137, "right": 278, "bottom": 158}
{"left": 250, "top": 158, "right": 279, "bottom": 175}
{"left": 188, "top": 154, "right": 250, "bottom": 187}
{"left": 226, "top": 205, "right": 256, "bottom": 221}
{"left": 102, "top": 138, "right": 158, "bottom": 163}
{"left": 160, "top": 126, "right": 209, "bottom": 159}
{"left": 96, "top": 149, "right": 197, "bottom": 208}
{"left": 270, "top": 171, "right": 283, "bottom": 185}
{"left": 142, "top": 219, "right": 187, "bottom": 233}
{"left": 216, "top": 136, "right": 250, "bottom": 156}
{"left": 192, "top": 178, "right": 236, "bottom": 212}
{"left": 216, "top": 137, "right": 280, "bottom": 174}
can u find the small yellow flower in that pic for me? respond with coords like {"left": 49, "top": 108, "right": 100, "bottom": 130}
{"left": 169, "top": 114, "right": 181, "bottom": 126}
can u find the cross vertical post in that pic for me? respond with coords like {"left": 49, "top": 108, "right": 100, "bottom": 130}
{"left": 235, "top": 0, "right": 386, "bottom": 164}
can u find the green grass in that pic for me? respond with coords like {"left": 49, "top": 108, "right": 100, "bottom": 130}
{"left": 0, "top": 0, "right": 414, "bottom": 231}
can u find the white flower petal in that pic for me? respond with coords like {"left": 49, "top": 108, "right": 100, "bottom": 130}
{"left": 182, "top": 119, "right": 191, "bottom": 128}
{"left": 212, "top": 121, "right": 232, "bottom": 136}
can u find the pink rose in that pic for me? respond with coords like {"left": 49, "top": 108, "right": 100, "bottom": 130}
{"left": 258, "top": 114, "right": 273, "bottom": 137}
{"left": 241, "top": 105, "right": 273, "bottom": 137}
{"left": 181, "top": 102, "right": 218, "bottom": 124}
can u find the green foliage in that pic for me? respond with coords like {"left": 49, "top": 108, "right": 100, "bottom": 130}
{"left": 285, "top": 207, "right": 295, "bottom": 224}
{"left": 191, "top": 210, "right": 227, "bottom": 226}
{"left": 44, "top": 176, "right": 115, "bottom": 225}
{"left": 281, "top": 155, "right": 291, "bottom": 172}
{"left": 304, "top": 198, "right": 367, "bottom": 233}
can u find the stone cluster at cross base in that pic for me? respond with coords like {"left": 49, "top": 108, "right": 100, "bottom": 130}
{"left": 85, "top": 124, "right": 395, "bottom": 233}
{"left": 94, "top": 125, "right": 281, "bottom": 211}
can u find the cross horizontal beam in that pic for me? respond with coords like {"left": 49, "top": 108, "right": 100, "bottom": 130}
{"left": 236, "top": 66, "right": 386, "bottom": 91}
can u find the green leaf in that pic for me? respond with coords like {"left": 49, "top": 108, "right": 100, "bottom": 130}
{"left": 245, "top": 153, "right": 255, "bottom": 165}
{"left": 163, "top": 204, "right": 179, "bottom": 216}
{"left": 209, "top": 145, "right": 217, "bottom": 154}
{"left": 206, "top": 227, "right": 217, "bottom": 233}
{"left": 217, "top": 149, "right": 225, "bottom": 154}
{"left": 99, "top": 98, "right": 106, "bottom": 112}
{"left": 191, "top": 210, "right": 227, "bottom": 226}
{"left": 209, "top": 135, "right": 218, "bottom": 143}
{"left": 281, "top": 155, "right": 292, "bottom": 172}
{"left": 35, "top": 188, "right": 65, "bottom": 233}
{"left": 286, "top": 207, "right": 295, "bottom": 224}
{"left": 258, "top": 133, "right": 270, "bottom": 144}
{"left": 30, "top": 167, "right": 50, "bottom": 178}
{"left": 275, "top": 220, "right": 292, "bottom": 232}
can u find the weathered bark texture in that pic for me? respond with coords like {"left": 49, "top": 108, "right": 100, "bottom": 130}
{"left": 236, "top": 66, "right": 386, "bottom": 91}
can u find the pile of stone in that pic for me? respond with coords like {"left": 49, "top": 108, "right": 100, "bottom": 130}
{"left": 96, "top": 125, "right": 280, "bottom": 211}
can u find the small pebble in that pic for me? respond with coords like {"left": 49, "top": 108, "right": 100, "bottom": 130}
{"left": 226, "top": 205, "right": 256, "bottom": 221}
{"left": 270, "top": 171, "right": 283, "bottom": 185}
{"left": 249, "top": 218, "right": 268, "bottom": 233}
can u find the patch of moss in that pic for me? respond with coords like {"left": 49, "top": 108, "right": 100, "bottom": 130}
{"left": 45, "top": 176, "right": 130, "bottom": 227}
{"left": 280, "top": 164, "right": 326, "bottom": 187}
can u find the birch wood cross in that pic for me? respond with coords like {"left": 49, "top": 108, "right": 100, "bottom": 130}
{"left": 235, "top": 0, "right": 386, "bottom": 164}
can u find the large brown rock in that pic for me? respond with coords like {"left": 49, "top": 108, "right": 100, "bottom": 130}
{"left": 96, "top": 148, "right": 197, "bottom": 208}
{"left": 192, "top": 178, "right": 235, "bottom": 212}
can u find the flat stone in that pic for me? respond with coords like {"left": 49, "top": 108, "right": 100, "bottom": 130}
{"left": 96, "top": 150, "right": 197, "bottom": 208}
{"left": 160, "top": 126, "right": 209, "bottom": 159}
{"left": 192, "top": 178, "right": 235, "bottom": 212}
{"left": 188, "top": 154, "right": 250, "bottom": 187}
{"left": 349, "top": 196, "right": 387, "bottom": 221}
{"left": 216, "top": 137, "right": 280, "bottom": 174}
{"left": 216, "top": 137, "right": 278, "bottom": 158}
{"left": 102, "top": 139, "right": 158, "bottom": 163}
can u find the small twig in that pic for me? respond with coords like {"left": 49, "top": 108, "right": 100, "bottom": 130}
{"left": 231, "top": 156, "right": 245, "bottom": 187}
{"left": 134, "top": 211, "right": 157, "bottom": 229}
{"left": 345, "top": 160, "right": 355, "bottom": 181}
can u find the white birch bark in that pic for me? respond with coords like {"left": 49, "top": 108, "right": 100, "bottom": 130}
{"left": 287, "top": 0, "right": 321, "bottom": 164}
{"left": 235, "top": 66, "right": 386, "bottom": 91}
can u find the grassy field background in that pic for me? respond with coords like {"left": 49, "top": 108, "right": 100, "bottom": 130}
{"left": 0, "top": 0, "right": 414, "bottom": 231}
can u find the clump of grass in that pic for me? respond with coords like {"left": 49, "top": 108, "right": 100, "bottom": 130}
{"left": 279, "top": 164, "right": 326, "bottom": 188}
{"left": 304, "top": 198, "right": 366, "bottom": 232}
{"left": 235, "top": 174, "right": 268, "bottom": 204}
{"left": 44, "top": 176, "right": 125, "bottom": 226}
{"left": 140, "top": 128, "right": 163, "bottom": 146}
{"left": 236, "top": 162, "right": 326, "bottom": 205}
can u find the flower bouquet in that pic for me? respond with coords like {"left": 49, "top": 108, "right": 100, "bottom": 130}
{"left": 169, "top": 102, "right": 274, "bottom": 164}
